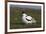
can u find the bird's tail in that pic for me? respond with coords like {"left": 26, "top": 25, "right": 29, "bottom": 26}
{"left": 32, "top": 18, "right": 36, "bottom": 23}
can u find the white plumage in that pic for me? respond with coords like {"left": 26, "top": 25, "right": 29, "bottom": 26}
{"left": 22, "top": 13, "right": 36, "bottom": 24}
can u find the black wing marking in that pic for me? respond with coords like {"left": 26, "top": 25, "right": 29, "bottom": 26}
{"left": 26, "top": 18, "right": 32, "bottom": 21}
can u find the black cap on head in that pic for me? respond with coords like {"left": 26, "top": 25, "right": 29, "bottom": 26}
{"left": 22, "top": 11, "right": 25, "bottom": 14}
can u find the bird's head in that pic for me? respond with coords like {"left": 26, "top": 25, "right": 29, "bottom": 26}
{"left": 22, "top": 11, "right": 27, "bottom": 16}
{"left": 23, "top": 13, "right": 27, "bottom": 16}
